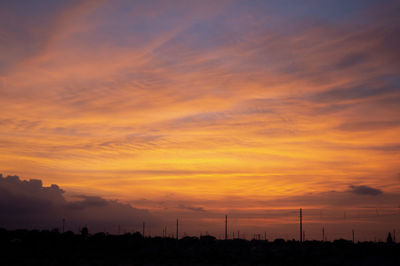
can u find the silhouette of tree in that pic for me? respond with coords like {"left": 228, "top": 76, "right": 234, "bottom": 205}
{"left": 1, "top": 228, "right": 399, "bottom": 265}
{"left": 81, "top": 227, "right": 89, "bottom": 238}
{"left": 387, "top": 232, "right": 393, "bottom": 243}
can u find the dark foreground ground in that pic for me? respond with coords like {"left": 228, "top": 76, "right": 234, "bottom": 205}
{"left": 0, "top": 229, "right": 399, "bottom": 266}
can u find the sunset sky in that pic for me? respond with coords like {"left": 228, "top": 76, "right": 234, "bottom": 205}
{"left": 1, "top": 0, "right": 400, "bottom": 240}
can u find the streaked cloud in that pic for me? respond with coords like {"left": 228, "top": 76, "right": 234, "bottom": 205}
{"left": 0, "top": 0, "right": 399, "bottom": 238}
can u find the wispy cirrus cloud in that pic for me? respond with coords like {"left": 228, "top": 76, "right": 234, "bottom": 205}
{"left": 0, "top": 0, "right": 399, "bottom": 238}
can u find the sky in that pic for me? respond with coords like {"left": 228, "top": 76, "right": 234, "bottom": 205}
{"left": 0, "top": 0, "right": 400, "bottom": 241}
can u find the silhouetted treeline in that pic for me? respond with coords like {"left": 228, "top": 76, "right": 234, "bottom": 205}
{"left": 1, "top": 228, "right": 399, "bottom": 266}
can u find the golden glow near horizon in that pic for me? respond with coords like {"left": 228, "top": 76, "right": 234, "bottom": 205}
{"left": 1, "top": 0, "right": 400, "bottom": 239}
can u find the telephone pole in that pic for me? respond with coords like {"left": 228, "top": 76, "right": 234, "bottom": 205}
{"left": 142, "top": 222, "right": 145, "bottom": 237}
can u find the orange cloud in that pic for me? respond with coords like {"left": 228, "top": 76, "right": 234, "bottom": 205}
{"left": 0, "top": 0, "right": 399, "bottom": 239}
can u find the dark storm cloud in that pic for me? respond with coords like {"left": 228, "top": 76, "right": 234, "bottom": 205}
{"left": 66, "top": 195, "right": 108, "bottom": 210}
{"left": 348, "top": 185, "right": 383, "bottom": 196}
{"left": 0, "top": 174, "right": 156, "bottom": 231}
{"left": 0, "top": 174, "right": 65, "bottom": 213}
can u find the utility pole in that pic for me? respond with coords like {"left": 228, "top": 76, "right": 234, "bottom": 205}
{"left": 62, "top": 218, "right": 65, "bottom": 233}
{"left": 300, "top": 208, "right": 303, "bottom": 242}
{"left": 176, "top": 219, "right": 179, "bottom": 240}
{"left": 322, "top": 227, "right": 325, "bottom": 242}
{"left": 142, "top": 222, "right": 145, "bottom": 237}
{"left": 352, "top": 229, "right": 355, "bottom": 243}
{"left": 394, "top": 229, "right": 396, "bottom": 242}
{"left": 225, "top": 215, "right": 228, "bottom": 240}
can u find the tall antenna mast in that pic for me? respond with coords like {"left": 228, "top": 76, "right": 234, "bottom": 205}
{"left": 176, "top": 219, "right": 179, "bottom": 240}
{"left": 300, "top": 208, "right": 303, "bottom": 242}
{"left": 225, "top": 215, "right": 228, "bottom": 240}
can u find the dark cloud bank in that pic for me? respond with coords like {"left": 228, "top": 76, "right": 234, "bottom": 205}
{"left": 0, "top": 174, "right": 156, "bottom": 233}
{"left": 1, "top": 173, "right": 398, "bottom": 238}
{"left": 348, "top": 185, "right": 383, "bottom": 196}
